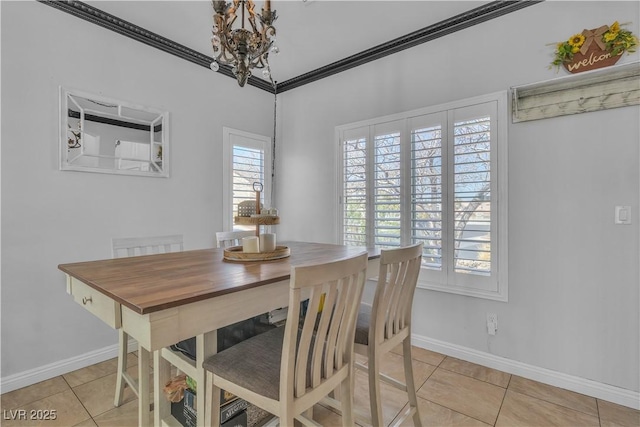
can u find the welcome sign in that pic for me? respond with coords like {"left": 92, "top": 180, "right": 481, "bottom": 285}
{"left": 563, "top": 26, "right": 621, "bottom": 73}
{"left": 551, "top": 22, "right": 638, "bottom": 74}
{"left": 563, "top": 38, "right": 622, "bottom": 73}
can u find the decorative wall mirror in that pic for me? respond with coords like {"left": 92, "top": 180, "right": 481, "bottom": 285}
{"left": 59, "top": 87, "right": 169, "bottom": 177}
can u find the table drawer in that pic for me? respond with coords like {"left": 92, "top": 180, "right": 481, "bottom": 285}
{"left": 67, "top": 276, "right": 121, "bottom": 329}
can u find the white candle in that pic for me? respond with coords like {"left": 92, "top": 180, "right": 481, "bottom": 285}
{"left": 260, "top": 233, "right": 276, "bottom": 252}
{"left": 242, "top": 236, "right": 260, "bottom": 253}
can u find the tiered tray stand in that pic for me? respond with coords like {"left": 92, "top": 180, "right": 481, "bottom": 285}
{"left": 223, "top": 183, "right": 290, "bottom": 262}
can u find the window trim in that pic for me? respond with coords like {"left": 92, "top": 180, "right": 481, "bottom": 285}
{"left": 222, "top": 127, "right": 272, "bottom": 231}
{"left": 336, "top": 92, "right": 508, "bottom": 301}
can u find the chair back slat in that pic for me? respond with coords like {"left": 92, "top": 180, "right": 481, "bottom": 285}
{"left": 215, "top": 230, "right": 256, "bottom": 248}
{"left": 309, "top": 281, "right": 336, "bottom": 387}
{"left": 398, "top": 257, "right": 421, "bottom": 330}
{"left": 317, "top": 281, "right": 341, "bottom": 382}
{"left": 385, "top": 262, "right": 403, "bottom": 339}
{"left": 112, "top": 234, "right": 184, "bottom": 259}
{"left": 334, "top": 275, "right": 358, "bottom": 368}
{"left": 295, "top": 285, "right": 320, "bottom": 395}
{"left": 373, "top": 243, "right": 423, "bottom": 346}
{"left": 389, "top": 260, "right": 413, "bottom": 335}
{"left": 323, "top": 279, "right": 348, "bottom": 376}
{"left": 282, "top": 252, "right": 368, "bottom": 400}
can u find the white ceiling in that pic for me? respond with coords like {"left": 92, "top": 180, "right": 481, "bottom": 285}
{"left": 86, "top": 1, "right": 492, "bottom": 84}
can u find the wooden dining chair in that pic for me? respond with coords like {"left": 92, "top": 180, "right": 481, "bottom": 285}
{"left": 203, "top": 252, "right": 369, "bottom": 427}
{"left": 111, "top": 234, "right": 184, "bottom": 407}
{"left": 354, "top": 242, "right": 423, "bottom": 427}
{"left": 216, "top": 230, "right": 256, "bottom": 248}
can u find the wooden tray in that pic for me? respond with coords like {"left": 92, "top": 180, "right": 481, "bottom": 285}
{"left": 223, "top": 245, "right": 290, "bottom": 262}
{"left": 234, "top": 216, "right": 280, "bottom": 226}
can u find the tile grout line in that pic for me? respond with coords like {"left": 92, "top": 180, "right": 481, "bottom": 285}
{"left": 442, "top": 356, "right": 513, "bottom": 386}
{"left": 508, "top": 389, "right": 603, "bottom": 423}
{"left": 507, "top": 383, "right": 601, "bottom": 420}
{"left": 417, "top": 366, "right": 501, "bottom": 426}
{"left": 492, "top": 375, "right": 512, "bottom": 426}
{"left": 415, "top": 393, "right": 494, "bottom": 427}
{"left": 0, "top": 376, "right": 71, "bottom": 412}
{"left": 436, "top": 364, "right": 511, "bottom": 389}
{"left": 62, "top": 374, "right": 95, "bottom": 426}
{"left": 64, "top": 357, "right": 145, "bottom": 424}
{"left": 423, "top": 360, "right": 513, "bottom": 422}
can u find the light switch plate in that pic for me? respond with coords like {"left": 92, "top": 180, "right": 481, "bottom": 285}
{"left": 615, "top": 206, "right": 631, "bottom": 225}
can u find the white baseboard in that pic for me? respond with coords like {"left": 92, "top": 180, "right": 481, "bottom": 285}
{"left": 413, "top": 334, "right": 640, "bottom": 410}
{"left": 0, "top": 339, "right": 138, "bottom": 394}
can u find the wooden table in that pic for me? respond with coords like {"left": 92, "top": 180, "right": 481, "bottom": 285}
{"left": 59, "top": 241, "right": 380, "bottom": 426}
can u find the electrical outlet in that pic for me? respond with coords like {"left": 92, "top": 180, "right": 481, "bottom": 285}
{"left": 487, "top": 313, "right": 498, "bottom": 335}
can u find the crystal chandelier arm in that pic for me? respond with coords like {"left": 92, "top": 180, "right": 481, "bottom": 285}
{"left": 214, "top": 38, "right": 240, "bottom": 64}
{"left": 228, "top": 0, "right": 240, "bottom": 23}
{"left": 262, "top": 24, "right": 275, "bottom": 40}
{"left": 212, "top": 12, "right": 240, "bottom": 64}
{"left": 245, "top": 0, "right": 259, "bottom": 33}
{"left": 225, "top": 4, "right": 238, "bottom": 30}
{"left": 255, "top": 24, "right": 275, "bottom": 59}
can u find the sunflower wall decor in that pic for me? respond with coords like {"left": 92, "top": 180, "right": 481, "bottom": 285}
{"left": 551, "top": 21, "right": 638, "bottom": 73}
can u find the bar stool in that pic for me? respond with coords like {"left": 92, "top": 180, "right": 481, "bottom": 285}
{"left": 354, "top": 243, "right": 423, "bottom": 427}
{"left": 203, "top": 252, "right": 369, "bottom": 426}
{"left": 111, "top": 234, "right": 184, "bottom": 408}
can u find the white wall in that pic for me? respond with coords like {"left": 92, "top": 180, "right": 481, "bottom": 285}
{"left": 276, "top": 1, "right": 640, "bottom": 394}
{"left": 1, "top": 1, "right": 273, "bottom": 379}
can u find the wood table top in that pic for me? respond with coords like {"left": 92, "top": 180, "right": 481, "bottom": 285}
{"left": 59, "top": 241, "right": 380, "bottom": 315}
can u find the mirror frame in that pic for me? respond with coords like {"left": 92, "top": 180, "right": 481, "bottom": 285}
{"left": 59, "top": 86, "right": 170, "bottom": 178}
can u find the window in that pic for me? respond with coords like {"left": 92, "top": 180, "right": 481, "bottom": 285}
{"left": 338, "top": 92, "right": 508, "bottom": 300}
{"left": 222, "top": 127, "right": 272, "bottom": 231}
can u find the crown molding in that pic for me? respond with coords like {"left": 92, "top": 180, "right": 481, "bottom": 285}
{"left": 38, "top": 0, "right": 543, "bottom": 94}
{"left": 277, "top": 0, "right": 543, "bottom": 93}
{"left": 37, "top": 0, "right": 274, "bottom": 92}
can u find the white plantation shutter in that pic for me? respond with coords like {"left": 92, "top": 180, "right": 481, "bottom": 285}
{"left": 339, "top": 93, "right": 507, "bottom": 301}
{"left": 452, "top": 115, "right": 492, "bottom": 275}
{"left": 448, "top": 102, "right": 498, "bottom": 292}
{"left": 223, "top": 128, "right": 271, "bottom": 231}
{"left": 373, "top": 122, "right": 402, "bottom": 248}
{"left": 342, "top": 127, "right": 368, "bottom": 246}
{"left": 232, "top": 145, "right": 264, "bottom": 218}
{"left": 409, "top": 112, "right": 446, "bottom": 284}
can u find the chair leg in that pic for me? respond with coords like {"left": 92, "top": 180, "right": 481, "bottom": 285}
{"left": 114, "top": 329, "right": 129, "bottom": 407}
{"left": 206, "top": 371, "right": 221, "bottom": 427}
{"left": 280, "top": 400, "right": 296, "bottom": 427}
{"left": 304, "top": 406, "right": 314, "bottom": 422}
{"left": 402, "top": 337, "right": 422, "bottom": 427}
{"left": 368, "top": 349, "right": 384, "bottom": 427}
{"left": 340, "top": 367, "right": 355, "bottom": 427}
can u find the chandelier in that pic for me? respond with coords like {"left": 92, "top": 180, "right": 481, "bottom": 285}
{"left": 210, "top": 0, "right": 278, "bottom": 87}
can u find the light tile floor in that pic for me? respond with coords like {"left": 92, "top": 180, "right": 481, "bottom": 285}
{"left": 1, "top": 346, "right": 638, "bottom": 427}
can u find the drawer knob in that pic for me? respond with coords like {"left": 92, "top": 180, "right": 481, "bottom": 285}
{"left": 82, "top": 296, "right": 93, "bottom": 305}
